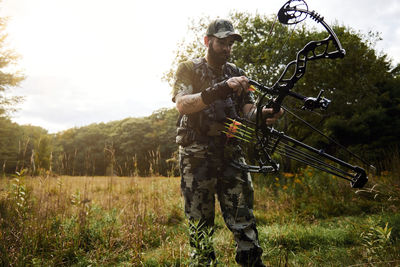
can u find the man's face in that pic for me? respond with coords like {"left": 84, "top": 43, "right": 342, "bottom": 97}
{"left": 208, "top": 36, "right": 235, "bottom": 65}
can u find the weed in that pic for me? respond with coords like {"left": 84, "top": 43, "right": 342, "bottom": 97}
{"left": 360, "top": 219, "right": 393, "bottom": 263}
{"left": 188, "top": 220, "right": 217, "bottom": 266}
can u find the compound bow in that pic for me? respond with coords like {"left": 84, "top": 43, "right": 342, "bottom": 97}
{"left": 227, "top": 0, "right": 371, "bottom": 188}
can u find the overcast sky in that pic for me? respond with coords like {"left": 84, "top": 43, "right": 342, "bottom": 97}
{"left": 1, "top": 0, "right": 399, "bottom": 133}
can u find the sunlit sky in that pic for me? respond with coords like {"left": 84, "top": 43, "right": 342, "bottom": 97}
{"left": 1, "top": 0, "right": 399, "bottom": 133}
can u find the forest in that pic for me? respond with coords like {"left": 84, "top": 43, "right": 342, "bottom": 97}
{"left": 1, "top": 107, "right": 179, "bottom": 177}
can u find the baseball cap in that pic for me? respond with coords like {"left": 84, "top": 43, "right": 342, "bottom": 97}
{"left": 206, "top": 19, "right": 243, "bottom": 42}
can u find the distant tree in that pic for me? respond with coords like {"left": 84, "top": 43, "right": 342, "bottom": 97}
{"left": 18, "top": 125, "right": 51, "bottom": 175}
{"left": 50, "top": 108, "right": 180, "bottom": 177}
{"left": 0, "top": 118, "right": 21, "bottom": 174}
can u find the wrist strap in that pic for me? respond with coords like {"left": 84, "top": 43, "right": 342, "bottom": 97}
{"left": 201, "top": 80, "right": 232, "bottom": 105}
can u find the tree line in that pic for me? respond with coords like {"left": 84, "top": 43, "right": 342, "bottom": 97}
{"left": 0, "top": 108, "right": 180, "bottom": 177}
{"left": 1, "top": 12, "right": 400, "bottom": 177}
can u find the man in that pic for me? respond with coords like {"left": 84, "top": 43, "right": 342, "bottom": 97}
{"left": 171, "top": 19, "right": 283, "bottom": 266}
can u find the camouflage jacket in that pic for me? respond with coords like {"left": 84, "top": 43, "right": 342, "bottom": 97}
{"left": 172, "top": 58, "right": 255, "bottom": 158}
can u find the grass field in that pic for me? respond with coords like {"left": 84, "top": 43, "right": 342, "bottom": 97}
{"left": 1, "top": 169, "right": 399, "bottom": 266}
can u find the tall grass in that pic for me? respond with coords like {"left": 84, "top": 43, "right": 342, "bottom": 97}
{"left": 0, "top": 168, "right": 399, "bottom": 266}
{"left": 0, "top": 174, "right": 187, "bottom": 266}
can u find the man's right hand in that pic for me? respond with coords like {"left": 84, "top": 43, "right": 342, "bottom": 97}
{"left": 226, "top": 76, "right": 249, "bottom": 96}
{"left": 201, "top": 76, "right": 250, "bottom": 105}
{"left": 200, "top": 80, "right": 231, "bottom": 105}
{"left": 177, "top": 76, "right": 252, "bottom": 115}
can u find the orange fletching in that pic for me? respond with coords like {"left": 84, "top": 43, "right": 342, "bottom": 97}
{"left": 248, "top": 85, "right": 256, "bottom": 92}
{"left": 226, "top": 122, "right": 239, "bottom": 138}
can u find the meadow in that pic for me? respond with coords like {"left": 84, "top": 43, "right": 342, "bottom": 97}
{"left": 0, "top": 169, "right": 399, "bottom": 266}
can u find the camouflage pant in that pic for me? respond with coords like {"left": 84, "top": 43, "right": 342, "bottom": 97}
{"left": 179, "top": 143, "right": 263, "bottom": 265}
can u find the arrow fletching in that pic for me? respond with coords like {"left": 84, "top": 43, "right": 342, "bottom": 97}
{"left": 224, "top": 118, "right": 255, "bottom": 143}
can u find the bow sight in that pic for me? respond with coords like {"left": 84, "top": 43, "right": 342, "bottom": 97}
{"left": 227, "top": 0, "right": 371, "bottom": 189}
{"left": 302, "top": 90, "right": 331, "bottom": 111}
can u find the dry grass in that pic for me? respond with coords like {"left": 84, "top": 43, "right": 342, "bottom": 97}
{"left": 1, "top": 171, "right": 399, "bottom": 266}
{"left": 0, "top": 175, "right": 196, "bottom": 266}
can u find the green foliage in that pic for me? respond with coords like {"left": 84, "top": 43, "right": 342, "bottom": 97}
{"left": 1, "top": 108, "right": 180, "bottom": 177}
{"left": 0, "top": 117, "right": 21, "bottom": 174}
{"left": 162, "top": 17, "right": 209, "bottom": 87}
{"left": 0, "top": 119, "right": 51, "bottom": 176}
{"left": 260, "top": 222, "right": 358, "bottom": 252}
{"left": 251, "top": 166, "right": 400, "bottom": 266}
{"left": 2, "top": 172, "right": 399, "bottom": 266}
{"left": 381, "top": 213, "right": 400, "bottom": 241}
{"left": 257, "top": 215, "right": 399, "bottom": 266}
{"left": 188, "top": 220, "right": 217, "bottom": 266}
{"left": 0, "top": 16, "right": 25, "bottom": 118}
{"left": 164, "top": 12, "right": 400, "bottom": 173}
{"left": 360, "top": 220, "right": 392, "bottom": 262}
{"left": 1, "top": 13, "right": 400, "bottom": 177}
{"left": 1, "top": 175, "right": 181, "bottom": 266}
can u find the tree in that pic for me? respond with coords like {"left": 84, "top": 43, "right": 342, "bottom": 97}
{"left": 19, "top": 125, "right": 51, "bottom": 175}
{"left": 0, "top": 17, "right": 25, "bottom": 117}
{"left": 164, "top": 12, "right": 400, "bottom": 170}
{"left": 0, "top": 14, "right": 25, "bottom": 175}
{"left": 0, "top": 118, "right": 21, "bottom": 174}
{"left": 49, "top": 108, "right": 180, "bottom": 177}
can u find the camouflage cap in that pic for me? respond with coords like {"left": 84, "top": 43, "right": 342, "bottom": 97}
{"left": 206, "top": 19, "right": 243, "bottom": 42}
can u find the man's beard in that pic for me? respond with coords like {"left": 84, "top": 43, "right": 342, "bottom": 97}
{"left": 208, "top": 42, "right": 229, "bottom": 66}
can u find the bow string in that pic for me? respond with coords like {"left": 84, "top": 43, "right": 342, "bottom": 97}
{"left": 227, "top": 0, "right": 373, "bottom": 188}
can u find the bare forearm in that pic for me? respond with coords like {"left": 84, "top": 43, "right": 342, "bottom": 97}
{"left": 243, "top": 103, "right": 257, "bottom": 121}
{"left": 176, "top": 93, "right": 207, "bottom": 115}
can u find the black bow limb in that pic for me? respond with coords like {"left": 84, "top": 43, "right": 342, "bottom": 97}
{"left": 227, "top": 0, "right": 372, "bottom": 189}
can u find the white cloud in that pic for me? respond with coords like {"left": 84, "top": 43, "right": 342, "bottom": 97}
{"left": 1, "top": 0, "right": 399, "bottom": 133}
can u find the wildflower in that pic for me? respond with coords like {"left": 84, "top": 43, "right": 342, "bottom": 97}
{"left": 283, "top": 172, "right": 294, "bottom": 178}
